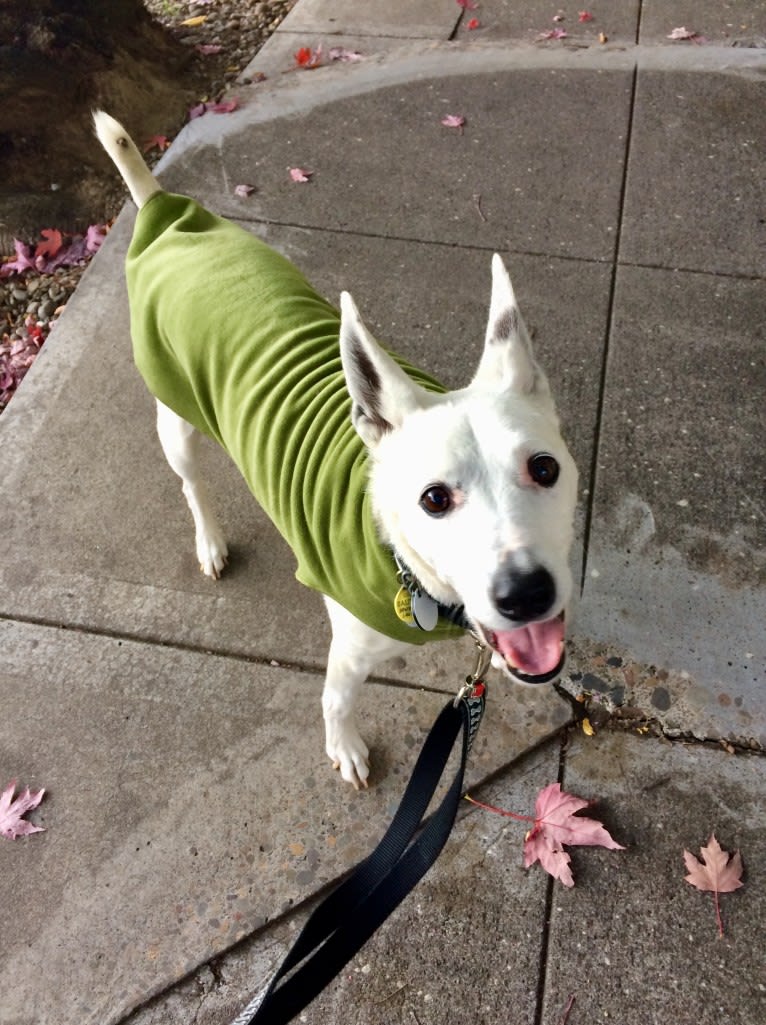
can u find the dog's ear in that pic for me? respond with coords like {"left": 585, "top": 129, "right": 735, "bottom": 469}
{"left": 340, "top": 291, "right": 429, "bottom": 446}
{"left": 471, "top": 254, "right": 550, "bottom": 396}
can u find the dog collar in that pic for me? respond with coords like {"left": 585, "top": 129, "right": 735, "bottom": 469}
{"left": 392, "top": 553, "right": 471, "bottom": 632}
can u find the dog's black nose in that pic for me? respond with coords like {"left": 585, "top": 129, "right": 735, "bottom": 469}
{"left": 493, "top": 566, "right": 556, "bottom": 622}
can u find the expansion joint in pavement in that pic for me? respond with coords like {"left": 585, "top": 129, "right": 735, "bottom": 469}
{"left": 531, "top": 730, "right": 569, "bottom": 1025}
{"left": 578, "top": 63, "right": 639, "bottom": 594}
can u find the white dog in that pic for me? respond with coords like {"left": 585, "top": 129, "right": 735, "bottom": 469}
{"left": 94, "top": 111, "right": 578, "bottom": 788}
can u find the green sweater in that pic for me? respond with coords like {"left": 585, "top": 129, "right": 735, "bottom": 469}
{"left": 126, "top": 192, "right": 464, "bottom": 645}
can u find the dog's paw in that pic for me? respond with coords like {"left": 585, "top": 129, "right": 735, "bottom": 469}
{"left": 196, "top": 530, "right": 229, "bottom": 579}
{"left": 326, "top": 725, "right": 370, "bottom": 790}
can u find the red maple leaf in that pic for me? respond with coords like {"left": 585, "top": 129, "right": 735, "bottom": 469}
{"left": 34, "top": 228, "right": 63, "bottom": 260}
{"left": 294, "top": 44, "right": 322, "bottom": 68}
{"left": 0, "top": 780, "right": 46, "bottom": 839}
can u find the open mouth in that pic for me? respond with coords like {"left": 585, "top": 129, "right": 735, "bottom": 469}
{"left": 480, "top": 611, "right": 566, "bottom": 685}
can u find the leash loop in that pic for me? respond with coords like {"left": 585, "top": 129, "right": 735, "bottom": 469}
{"left": 232, "top": 654, "right": 490, "bottom": 1025}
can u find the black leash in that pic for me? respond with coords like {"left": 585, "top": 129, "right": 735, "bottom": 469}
{"left": 230, "top": 648, "right": 491, "bottom": 1025}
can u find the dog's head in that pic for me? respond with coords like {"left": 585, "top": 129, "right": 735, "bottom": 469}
{"left": 339, "top": 254, "right": 578, "bottom": 685}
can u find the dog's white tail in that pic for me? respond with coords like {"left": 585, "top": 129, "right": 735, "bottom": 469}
{"left": 93, "top": 110, "right": 160, "bottom": 210}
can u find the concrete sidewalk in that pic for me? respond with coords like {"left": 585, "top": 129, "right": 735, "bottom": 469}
{"left": 1, "top": 2, "right": 764, "bottom": 1023}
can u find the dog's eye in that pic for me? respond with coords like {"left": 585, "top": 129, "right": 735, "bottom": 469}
{"left": 420, "top": 484, "right": 452, "bottom": 517}
{"left": 528, "top": 453, "right": 560, "bottom": 488}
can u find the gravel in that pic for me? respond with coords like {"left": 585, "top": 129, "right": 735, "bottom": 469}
{"left": 1, "top": 0, "right": 295, "bottom": 414}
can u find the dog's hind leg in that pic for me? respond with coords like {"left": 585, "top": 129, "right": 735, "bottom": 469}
{"left": 322, "top": 597, "right": 411, "bottom": 789}
{"left": 155, "top": 400, "right": 229, "bottom": 579}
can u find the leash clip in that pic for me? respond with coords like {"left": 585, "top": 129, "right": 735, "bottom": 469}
{"left": 454, "top": 641, "right": 492, "bottom": 708}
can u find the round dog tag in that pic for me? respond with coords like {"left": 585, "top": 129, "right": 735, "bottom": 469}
{"left": 412, "top": 589, "right": 439, "bottom": 631}
{"left": 394, "top": 586, "right": 415, "bottom": 625}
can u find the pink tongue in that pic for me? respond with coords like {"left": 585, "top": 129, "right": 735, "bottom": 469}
{"left": 494, "top": 617, "right": 564, "bottom": 676}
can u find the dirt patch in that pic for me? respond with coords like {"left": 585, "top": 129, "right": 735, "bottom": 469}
{"left": 1, "top": 0, "right": 294, "bottom": 413}
{"left": 0, "top": 0, "right": 294, "bottom": 247}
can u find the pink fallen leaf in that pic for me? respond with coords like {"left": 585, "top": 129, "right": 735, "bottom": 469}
{"left": 523, "top": 783, "right": 624, "bottom": 886}
{"left": 0, "top": 240, "right": 36, "bottom": 277}
{"left": 667, "top": 26, "right": 706, "bottom": 42}
{"left": 456, "top": 0, "right": 478, "bottom": 8}
{"left": 0, "top": 780, "right": 45, "bottom": 839}
{"left": 234, "top": 183, "right": 255, "bottom": 197}
{"left": 197, "top": 43, "right": 223, "bottom": 55}
{"left": 210, "top": 98, "right": 239, "bottom": 114}
{"left": 466, "top": 18, "right": 481, "bottom": 30}
{"left": 538, "top": 28, "right": 568, "bottom": 40}
{"left": 684, "top": 834, "right": 743, "bottom": 937}
{"left": 328, "top": 46, "right": 364, "bottom": 62}
{"left": 1, "top": 222, "right": 106, "bottom": 288}
{"left": 289, "top": 167, "right": 313, "bottom": 183}
{"left": 1, "top": 317, "right": 46, "bottom": 410}
{"left": 467, "top": 782, "right": 624, "bottom": 887}
{"left": 142, "top": 134, "right": 170, "bottom": 154}
{"left": 578, "top": 11, "right": 594, "bottom": 23}
{"left": 441, "top": 114, "right": 466, "bottom": 129}
{"left": 189, "top": 98, "right": 239, "bottom": 120}
{"left": 85, "top": 223, "right": 107, "bottom": 254}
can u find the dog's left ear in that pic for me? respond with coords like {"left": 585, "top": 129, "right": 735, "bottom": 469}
{"left": 470, "top": 254, "right": 550, "bottom": 396}
{"left": 339, "top": 291, "right": 430, "bottom": 447}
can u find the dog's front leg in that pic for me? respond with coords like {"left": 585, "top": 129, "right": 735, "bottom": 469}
{"left": 322, "top": 597, "right": 411, "bottom": 789}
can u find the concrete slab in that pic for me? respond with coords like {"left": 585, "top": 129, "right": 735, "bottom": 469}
{"left": 639, "top": 0, "right": 766, "bottom": 44}
{"left": 116, "top": 740, "right": 563, "bottom": 1025}
{"left": 156, "top": 61, "right": 634, "bottom": 262}
{"left": 577, "top": 265, "right": 766, "bottom": 747}
{"left": 0, "top": 618, "right": 564, "bottom": 1025}
{"left": 540, "top": 730, "right": 766, "bottom": 1024}
{"left": 621, "top": 66, "right": 766, "bottom": 276}
{"left": 468, "top": 0, "right": 641, "bottom": 44}
{"left": 274, "top": 0, "right": 462, "bottom": 39}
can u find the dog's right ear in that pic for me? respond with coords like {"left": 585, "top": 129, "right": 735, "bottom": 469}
{"left": 470, "top": 254, "right": 550, "bottom": 397}
{"left": 339, "top": 291, "right": 429, "bottom": 447}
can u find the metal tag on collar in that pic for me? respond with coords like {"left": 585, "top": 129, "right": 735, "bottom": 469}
{"left": 394, "top": 585, "right": 416, "bottom": 625}
{"left": 411, "top": 588, "right": 439, "bottom": 630}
